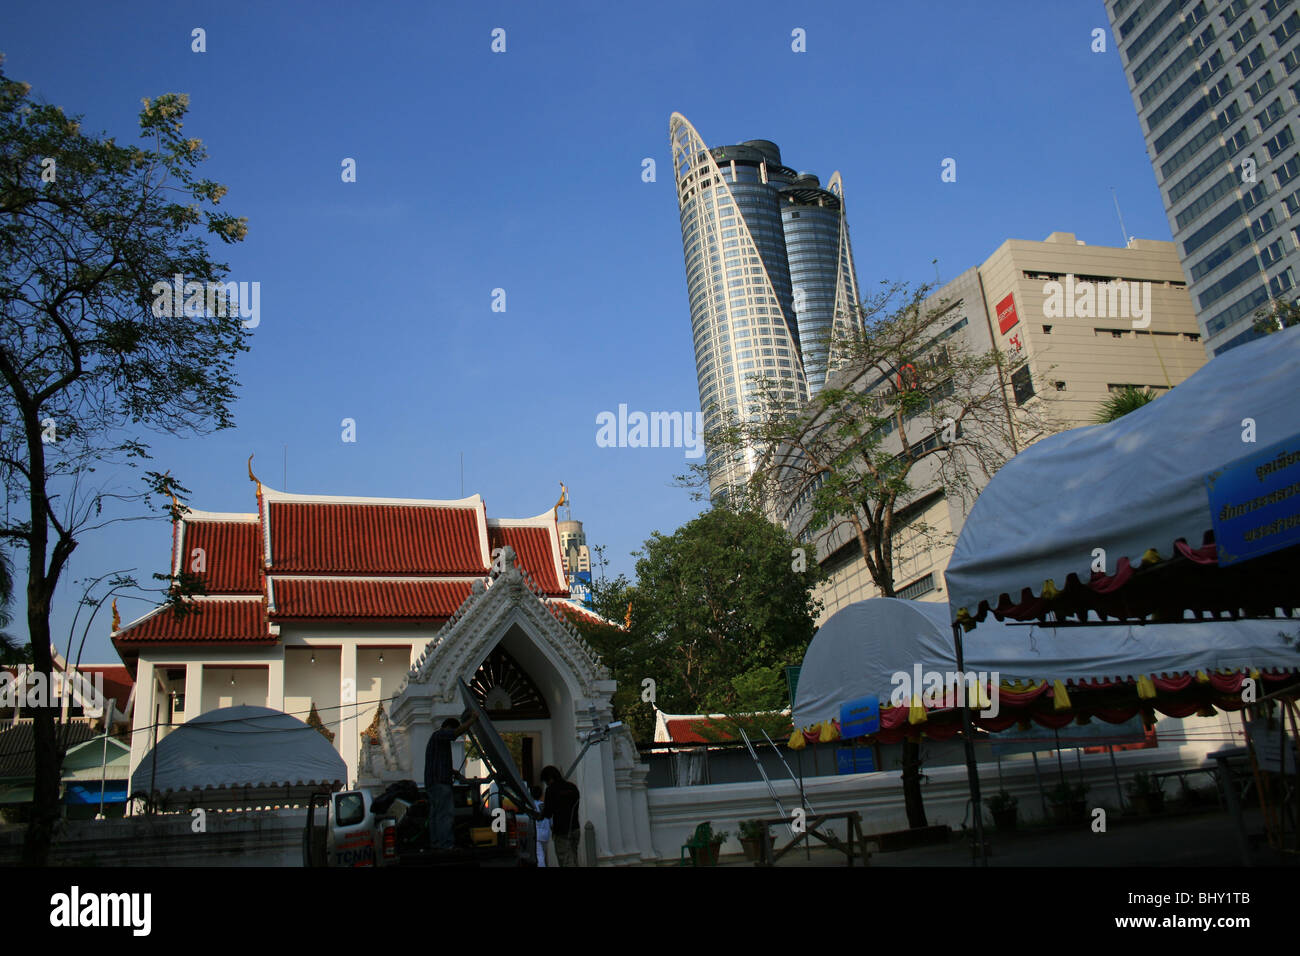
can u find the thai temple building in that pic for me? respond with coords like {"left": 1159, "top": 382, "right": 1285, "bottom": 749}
{"left": 111, "top": 464, "right": 655, "bottom": 864}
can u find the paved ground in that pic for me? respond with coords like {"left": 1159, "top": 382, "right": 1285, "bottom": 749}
{"left": 688, "top": 806, "right": 1300, "bottom": 867}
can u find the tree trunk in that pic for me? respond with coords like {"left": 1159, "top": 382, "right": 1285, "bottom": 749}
{"left": 22, "top": 593, "right": 59, "bottom": 866}
{"left": 901, "top": 739, "right": 928, "bottom": 829}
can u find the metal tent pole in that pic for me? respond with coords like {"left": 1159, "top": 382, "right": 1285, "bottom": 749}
{"left": 953, "top": 622, "right": 986, "bottom": 866}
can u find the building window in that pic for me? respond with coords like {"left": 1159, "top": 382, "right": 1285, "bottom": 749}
{"left": 897, "top": 573, "right": 937, "bottom": 601}
{"left": 1054, "top": 381, "right": 1067, "bottom": 391}
{"left": 1011, "top": 365, "right": 1035, "bottom": 405}
{"left": 1042, "top": 324, "right": 1053, "bottom": 334}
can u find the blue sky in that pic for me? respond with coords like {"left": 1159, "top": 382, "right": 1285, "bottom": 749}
{"left": 3, "top": 1, "right": 1177, "bottom": 661}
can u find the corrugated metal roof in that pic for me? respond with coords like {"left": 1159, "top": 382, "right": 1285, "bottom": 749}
{"left": 0, "top": 720, "right": 101, "bottom": 779}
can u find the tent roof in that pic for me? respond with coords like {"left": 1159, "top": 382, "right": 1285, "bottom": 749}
{"left": 130, "top": 705, "right": 347, "bottom": 795}
{"left": 793, "top": 598, "right": 1300, "bottom": 729}
{"left": 945, "top": 325, "right": 1300, "bottom": 627}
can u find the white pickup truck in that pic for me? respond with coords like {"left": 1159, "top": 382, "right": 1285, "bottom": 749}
{"left": 303, "top": 680, "right": 539, "bottom": 868}
{"left": 303, "top": 777, "right": 535, "bottom": 867}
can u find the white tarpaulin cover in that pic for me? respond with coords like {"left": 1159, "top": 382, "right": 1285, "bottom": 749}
{"left": 945, "top": 324, "right": 1300, "bottom": 625}
{"left": 131, "top": 705, "right": 348, "bottom": 795}
{"left": 793, "top": 598, "right": 1300, "bottom": 728}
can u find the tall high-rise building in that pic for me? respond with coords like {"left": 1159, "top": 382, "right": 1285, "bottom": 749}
{"left": 669, "top": 113, "right": 861, "bottom": 495}
{"left": 1105, "top": 0, "right": 1300, "bottom": 356}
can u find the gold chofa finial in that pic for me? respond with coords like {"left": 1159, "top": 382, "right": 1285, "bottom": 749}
{"left": 111, "top": 598, "right": 120, "bottom": 633}
{"left": 248, "top": 453, "right": 260, "bottom": 490}
{"left": 554, "top": 482, "right": 568, "bottom": 513}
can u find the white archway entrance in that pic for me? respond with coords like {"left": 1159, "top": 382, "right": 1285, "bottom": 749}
{"left": 379, "top": 549, "right": 654, "bottom": 865}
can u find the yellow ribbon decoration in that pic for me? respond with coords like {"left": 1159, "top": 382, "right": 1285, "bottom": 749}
{"left": 818, "top": 720, "right": 839, "bottom": 743}
{"left": 787, "top": 729, "right": 806, "bottom": 750}
{"left": 908, "top": 694, "right": 927, "bottom": 725}
{"left": 1052, "top": 679, "right": 1072, "bottom": 711}
{"left": 1136, "top": 675, "right": 1157, "bottom": 699}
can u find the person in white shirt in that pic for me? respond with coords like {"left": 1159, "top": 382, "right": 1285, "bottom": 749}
{"left": 530, "top": 783, "right": 551, "bottom": 867}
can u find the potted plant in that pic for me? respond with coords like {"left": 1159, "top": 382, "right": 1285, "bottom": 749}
{"left": 985, "top": 790, "right": 1018, "bottom": 831}
{"left": 738, "top": 819, "right": 775, "bottom": 861}
{"left": 687, "top": 822, "right": 728, "bottom": 865}
{"left": 1046, "top": 781, "right": 1089, "bottom": 825}
{"left": 1126, "top": 771, "right": 1166, "bottom": 814}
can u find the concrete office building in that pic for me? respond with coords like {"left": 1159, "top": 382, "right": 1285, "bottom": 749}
{"left": 558, "top": 517, "right": 593, "bottom": 607}
{"left": 1106, "top": 0, "right": 1300, "bottom": 355}
{"left": 783, "top": 232, "right": 1207, "bottom": 623}
{"left": 669, "top": 113, "right": 862, "bottom": 497}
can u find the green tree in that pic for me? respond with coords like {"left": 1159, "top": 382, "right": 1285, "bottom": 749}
{"left": 0, "top": 64, "right": 247, "bottom": 863}
{"left": 691, "top": 280, "right": 1056, "bottom": 828}
{"left": 574, "top": 509, "right": 821, "bottom": 744}
{"left": 1094, "top": 385, "right": 1158, "bottom": 423}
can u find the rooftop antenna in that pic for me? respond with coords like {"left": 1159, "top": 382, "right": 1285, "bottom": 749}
{"left": 1110, "top": 187, "right": 1132, "bottom": 248}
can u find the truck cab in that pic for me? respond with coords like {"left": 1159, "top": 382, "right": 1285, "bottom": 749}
{"left": 304, "top": 777, "right": 534, "bottom": 867}
{"left": 304, "top": 682, "right": 540, "bottom": 868}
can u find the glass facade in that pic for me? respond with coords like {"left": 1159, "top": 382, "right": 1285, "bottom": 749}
{"left": 670, "top": 114, "right": 861, "bottom": 496}
{"left": 1107, "top": 0, "right": 1300, "bottom": 355}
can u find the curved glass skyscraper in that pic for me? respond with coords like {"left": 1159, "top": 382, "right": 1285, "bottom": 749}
{"left": 670, "top": 113, "right": 861, "bottom": 496}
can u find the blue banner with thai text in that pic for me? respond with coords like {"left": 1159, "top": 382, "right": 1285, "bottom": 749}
{"left": 1205, "top": 433, "right": 1300, "bottom": 566}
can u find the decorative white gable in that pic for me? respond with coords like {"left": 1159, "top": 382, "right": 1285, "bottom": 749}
{"left": 381, "top": 548, "right": 653, "bottom": 865}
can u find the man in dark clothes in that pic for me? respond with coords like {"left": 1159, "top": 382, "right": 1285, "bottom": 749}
{"left": 425, "top": 712, "right": 477, "bottom": 849}
{"left": 539, "top": 765, "right": 581, "bottom": 866}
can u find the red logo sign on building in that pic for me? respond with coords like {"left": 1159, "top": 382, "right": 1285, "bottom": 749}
{"left": 996, "top": 293, "right": 1019, "bottom": 335}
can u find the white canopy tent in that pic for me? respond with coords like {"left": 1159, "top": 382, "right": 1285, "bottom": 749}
{"left": 131, "top": 705, "right": 347, "bottom": 805}
{"left": 793, "top": 598, "right": 1299, "bottom": 731}
{"left": 946, "top": 324, "right": 1300, "bottom": 626}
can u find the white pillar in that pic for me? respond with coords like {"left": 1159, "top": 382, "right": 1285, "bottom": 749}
{"left": 266, "top": 657, "right": 284, "bottom": 711}
{"left": 182, "top": 661, "right": 204, "bottom": 724}
{"left": 128, "top": 660, "right": 157, "bottom": 793}
{"left": 340, "top": 644, "right": 359, "bottom": 786}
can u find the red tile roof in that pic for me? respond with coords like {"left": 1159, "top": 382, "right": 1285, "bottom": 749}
{"left": 181, "top": 520, "right": 262, "bottom": 593}
{"left": 270, "top": 578, "right": 473, "bottom": 620}
{"left": 489, "top": 524, "right": 567, "bottom": 596}
{"left": 114, "top": 598, "right": 273, "bottom": 645}
{"left": 548, "top": 599, "right": 619, "bottom": 629}
{"left": 661, "top": 715, "right": 794, "bottom": 744}
{"left": 269, "top": 502, "right": 487, "bottom": 575}
{"left": 664, "top": 718, "right": 736, "bottom": 744}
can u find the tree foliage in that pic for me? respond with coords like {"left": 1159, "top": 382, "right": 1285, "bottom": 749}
{"left": 0, "top": 62, "right": 247, "bottom": 863}
{"left": 1093, "top": 385, "right": 1158, "bottom": 423}
{"left": 691, "top": 280, "right": 1056, "bottom": 603}
{"left": 572, "top": 510, "right": 821, "bottom": 743}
